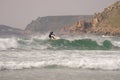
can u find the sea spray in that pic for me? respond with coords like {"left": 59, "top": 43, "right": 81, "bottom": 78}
{"left": 0, "top": 38, "right": 18, "bottom": 50}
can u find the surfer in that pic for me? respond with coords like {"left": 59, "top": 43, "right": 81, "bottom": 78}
{"left": 49, "top": 32, "right": 56, "bottom": 39}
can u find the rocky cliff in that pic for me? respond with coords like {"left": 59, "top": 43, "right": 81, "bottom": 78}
{"left": 59, "top": 20, "right": 92, "bottom": 35}
{"left": 91, "top": 1, "right": 120, "bottom": 36}
{"left": 25, "top": 15, "right": 92, "bottom": 34}
{"left": 62, "top": 1, "right": 120, "bottom": 36}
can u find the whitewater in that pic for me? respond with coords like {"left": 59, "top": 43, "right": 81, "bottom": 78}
{"left": 0, "top": 34, "right": 120, "bottom": 71}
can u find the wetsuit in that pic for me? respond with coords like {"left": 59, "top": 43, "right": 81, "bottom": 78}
{"left": 49, "top": 32, "right": 55, "bottom": 39}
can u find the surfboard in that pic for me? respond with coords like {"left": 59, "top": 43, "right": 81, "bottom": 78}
{"left": 51, "top": 35, "right": 60, "bottom": 40}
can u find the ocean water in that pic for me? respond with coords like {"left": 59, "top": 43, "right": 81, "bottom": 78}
{"left": 0, "top": 35, "right": 120, "bottom": 80}
{"left": 0, "top": 35, "right": 120, "bottom": 71}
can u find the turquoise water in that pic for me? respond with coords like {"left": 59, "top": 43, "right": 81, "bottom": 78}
{"left": 18, "top": 38, "right": 119, "bottom": 50}
{"left": 0, "top": 35, "right": 120, "bottom": 71}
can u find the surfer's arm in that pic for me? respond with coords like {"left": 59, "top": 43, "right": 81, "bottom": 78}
{"left": 52, "top": 34, "right": 55, "bottom": 36}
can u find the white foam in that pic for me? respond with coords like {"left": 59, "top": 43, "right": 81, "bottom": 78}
{"left": 0, "top": 61, "right": 46, "bottom": 70}
{"left": 112, "top": 41, "right": 120, "bottom": 47}
{"left": 0, "top": 50, "right": 120, "bottom": 70}
{"left": 0, "top": 59, "right": 120, "bottom": 70}
{"left": 0, "top": 38, "right": 18, "bottom": 50}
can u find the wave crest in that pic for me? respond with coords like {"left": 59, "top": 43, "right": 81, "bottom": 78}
{"left": 0, "top": 38, "right": 18, "bottom": 50}
{"left": 0, "top": 37, "right": 119, "bottom": 50}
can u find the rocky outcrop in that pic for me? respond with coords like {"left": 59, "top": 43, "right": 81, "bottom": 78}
{"left": 91, "top": 1, "right": 120, "bottom": 36}
{"left": 62, "top": 1, "right": 120, "bottom": 36}
{"left": 68, "top": 21, "right": 91, "bottom": 33}
{"left": 25, "top": 15, "right": 92, "bottom": 34}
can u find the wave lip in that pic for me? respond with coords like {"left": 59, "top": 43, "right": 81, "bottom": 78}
{"left": 49, "top": 39, "right": 115, "bottom": 50}
{"left": 0, "top": 36, "right": 120, "bottom": 50}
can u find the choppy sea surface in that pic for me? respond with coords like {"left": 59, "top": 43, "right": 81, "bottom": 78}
{"left": 0, "top": 34, "right": 120, "bottom": 71}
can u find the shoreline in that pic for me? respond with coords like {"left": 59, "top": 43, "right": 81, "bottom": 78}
{"left": 0, "top": 68, "right": 120, "bottom": 80}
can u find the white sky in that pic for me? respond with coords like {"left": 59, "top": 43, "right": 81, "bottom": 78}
{"left": 0, "top": 0, "right": 118, "bottom": 29}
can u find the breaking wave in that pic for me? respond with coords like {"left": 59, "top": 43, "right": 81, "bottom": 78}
{"left": 0, "top": 36, "right": 120, "bottom": 50}
{"left": 0, "top": 38, "right": 18, "bottom": 50}
{"left": 0, "top": 50, "right": 120, "bottom": 71}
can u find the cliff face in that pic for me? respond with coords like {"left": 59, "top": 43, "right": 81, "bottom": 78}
{"left": 59, "top": 20, "right": 92, "bottom": 35}
{"left": 18, "top": 1, "right": 120, "bottom": 36}
{"left": 25, "top": 15, "right": 92, "bottom": 34}
{"left": 91, "top": 1, "right": 120, "bottom": 36}
{"left": 62, "top": 1, "right": 120, "bottom": 36}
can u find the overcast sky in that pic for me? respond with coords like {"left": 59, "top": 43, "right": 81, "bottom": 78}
{"left": 0, "top": 0, "right": 118, "bottom": 29}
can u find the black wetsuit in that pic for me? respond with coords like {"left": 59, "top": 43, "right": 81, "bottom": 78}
{"left": 49, "top": 32, "right": 55, "bottom": 39}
